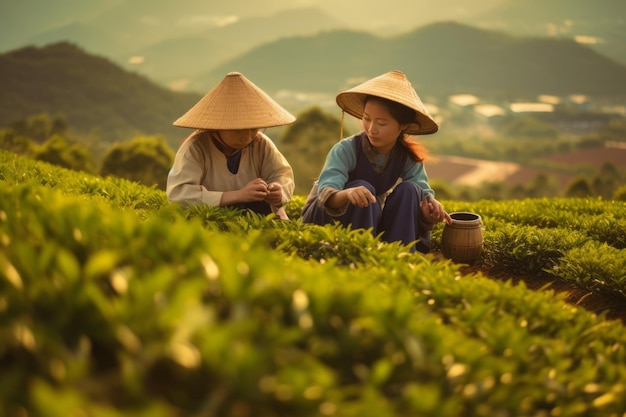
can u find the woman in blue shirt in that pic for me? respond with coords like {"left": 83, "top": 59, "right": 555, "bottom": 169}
{"left": 301, "top": 70, "right": 451, "bottom": 253}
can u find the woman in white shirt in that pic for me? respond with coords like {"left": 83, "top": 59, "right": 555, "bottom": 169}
{"left": 167, "top": 72, "right": 295, "bottom": 218}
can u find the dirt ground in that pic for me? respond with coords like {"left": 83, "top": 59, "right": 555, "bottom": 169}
{"left": 454, "top": 260, "right": 626, "bottom": 325}
{"left": 427, "top": 144, "right": 626, "bottom": 324}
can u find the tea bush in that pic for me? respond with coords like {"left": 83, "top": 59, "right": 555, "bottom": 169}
{"left": 2, "top": 150, "right": 626, "bottom": 417}
{"left": 433, "top": 198, "right": 626, "bottom": 299}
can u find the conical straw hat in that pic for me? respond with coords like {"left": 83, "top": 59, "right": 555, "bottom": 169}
{"left": 174, "top": 72, "right": 296, "bottom": 130}
{"left": 336, "top": 70, "right": 438, "bottom": 135}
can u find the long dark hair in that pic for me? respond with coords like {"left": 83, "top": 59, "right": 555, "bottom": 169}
{"left": 364, "top": 95, "right": 428, "bottom": 162}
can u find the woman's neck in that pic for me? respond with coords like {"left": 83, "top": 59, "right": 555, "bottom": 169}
{"left": 211, "top": 132, "right": 238, "bottom": 156}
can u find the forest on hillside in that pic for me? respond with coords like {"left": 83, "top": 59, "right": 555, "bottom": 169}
{"left": 1, "top": 38, "right": 625, "bottom": 201}
{"left": 3, "top": 26, "right": 626, "bottom": 147}
{"left": 1, "top": 109, "right": 625, "bottom": 202}
{"left": 0, "top": 43, "right": 200, "bottom": 146}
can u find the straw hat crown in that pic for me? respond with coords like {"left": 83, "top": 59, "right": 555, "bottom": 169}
{"left": 174, "top": 72, "right": 296, "bottom": 130}
{"left": 336, "top": 70, "right": 438, "bottom": 135}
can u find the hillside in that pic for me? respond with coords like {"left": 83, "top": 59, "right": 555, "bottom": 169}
{"left": 0, "top": 42, "right": 200, "bottom": 146}
{"left": 396, "top": 22, "right": 626, "bottom": 96}
{"left": 3, "top": 0, "right": 625, "bottom": 66}
{"left": 1, "top": 27, "right": 625, "bottom": 155}
{"left": 0, "top": 0, "right": 291, "bottom": 54}
{"left": 469, "top": 0, "right": 626, "bottom": 67}
{"left": 187, "top": 30, "right": 385, "bottom": 94}
{"left": 123, "top": 7, "right": 344, "bottom": 87}
{"left": 196, "top": 22, "right": 626, "bottom": 98}
{"left": 1, "top": 150, "right": 626, "bottom": 416}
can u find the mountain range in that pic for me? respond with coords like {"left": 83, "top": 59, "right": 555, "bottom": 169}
{"left": 193, "top": 22, "right": 626, "bottom": 100}
{"left": 1, "top": 21, "right": 625, "bottom": 149}
{"left": 0, "top": 42, "right": 199, "bottom": 147}
{"left": 2, "top": 0, "right": 625, "bottom": 92}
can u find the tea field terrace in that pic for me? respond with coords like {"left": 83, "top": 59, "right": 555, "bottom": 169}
{"left": 1, "top": 150, "right": 625, "bottom": 416}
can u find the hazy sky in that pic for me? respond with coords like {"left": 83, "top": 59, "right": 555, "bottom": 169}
{"left": 0, "top": 0, "right": 508, "bottom": 50}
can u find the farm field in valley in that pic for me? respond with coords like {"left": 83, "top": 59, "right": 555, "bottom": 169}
{"left": 427, "top": 143, "right": 626, "bottom": 187}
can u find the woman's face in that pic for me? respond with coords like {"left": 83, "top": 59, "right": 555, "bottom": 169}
{"left": 217, "top": 128, "right": 260, "bottom": 150}
{"left": 362, "top": 99, "right": 408, "bottom": 154}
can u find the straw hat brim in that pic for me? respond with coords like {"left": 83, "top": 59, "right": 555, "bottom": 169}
{"left": 336, "top": 70, "right": 438, "bottom": 135}
{"left": 174, "top": 72, "right": 295, "bottom": 130}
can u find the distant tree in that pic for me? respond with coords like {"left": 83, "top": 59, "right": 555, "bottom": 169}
{"left": 280, "top": 106, "right": 349, "bottom": 195}
{"left": 504, "top": 145, "right": 524, "bottom": 162}
{"left": 591, "top": 162, "right": 621, "bottom": 199}
{"left": 32, "top": 134, "right": 95, "bottom": 173}
{"left": 430, "top": 180, "right": 455, "bottom": 200}
{"left": 281, "top": 106, "right": 345, "bottom": 148}
{"left": 100, "top": 136, "right": 174, "bottom": 190}
{"left": 526, "top": 173, "right": 558, "bottom": 198}
{"left": 498, "top": 115, "right": 558, "bottom": 139}
{"left": 614, "top": 185, "right": 626, "bottom": 201}
{"left": 11, "top": 113, "right": 68, "bottom": 143}
{"left": 508, "top": 183, "right": 527, "bottom": 200}
{"left": 577, "top": 135, "right": 604, "bottom": 149}
{"left": 457, "top": 186, "right": 478, "bottom": 202}
{"left": 565, "top": 177, "right": 593, "bottom": 198}
{"left": 0, "top": 130, "right": 33, "bottom": 155}
{"left": 479, "top": 181, "right": 506, "bottom": 200}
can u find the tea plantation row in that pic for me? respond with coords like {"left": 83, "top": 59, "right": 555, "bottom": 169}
{"left": 1, "top": 150, "right": 625, "bottom": 417}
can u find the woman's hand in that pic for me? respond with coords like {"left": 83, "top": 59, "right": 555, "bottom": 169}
{"left": 265, "top": 182, "right": 283, "bottom": 206}
{"left": 239, "top": 178, "right": 269, "bottom": 202}
{"left": 421, "top": 194, "right": 452, "bottom": 224}
{"left": 345, "top": 186, "right": 376, "bottom": 208}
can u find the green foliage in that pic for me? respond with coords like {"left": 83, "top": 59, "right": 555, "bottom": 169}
{"left": 437, "top": 197, "right": 626, "bottom": 301}
{"left": 592, "top": 162, "right": 622, "bottom": 199}
{"left": 614, "top": 184, "right": 626, "bottom": 201}
{"left": 564, "top": 161, "right": 618, "bottom": 199}
{"left": 32, "top": 134, "right": 95, "bottom": 174}
{"left": 280, "top": 107, "right": 350, "bottom": 195}
{"left": 421, "top": 130, "right": 625, "bottom": 201}
{"left": 2, "top": 151, "right": 626, "bottom": 416}
{"left": 0, "top": 150, "right": 169, "bottom": 218}
{"left": 480, "top": 221, "right": 589, "bottom": 275}
{"left": 565, "top": 176, "right": 594, "bottom": 198}
{"left": 0, "top": 129, "right": 33, "bottom": 155}
{"left": 100, "top": 136, "right": 175, "bottom": 190}
{"left": 10, "top": 113, "right": 68, "bottom": 143}
{"left": 496, "top": 115, "right": 559, "bottom": 139}
{"left": 281, "top": 107, "right": 344, "bottom": 147}
{"left": 3, "top": 42, "right": 624, "bottom": 203}
{"left": 0, "top": 43, "right": 200, "bottom": 145}
{"left": 552, "top": 242, "right": 626, "bottom": 299}
{"left": 429, "top": 180, "right": 455, "bottom": 200}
